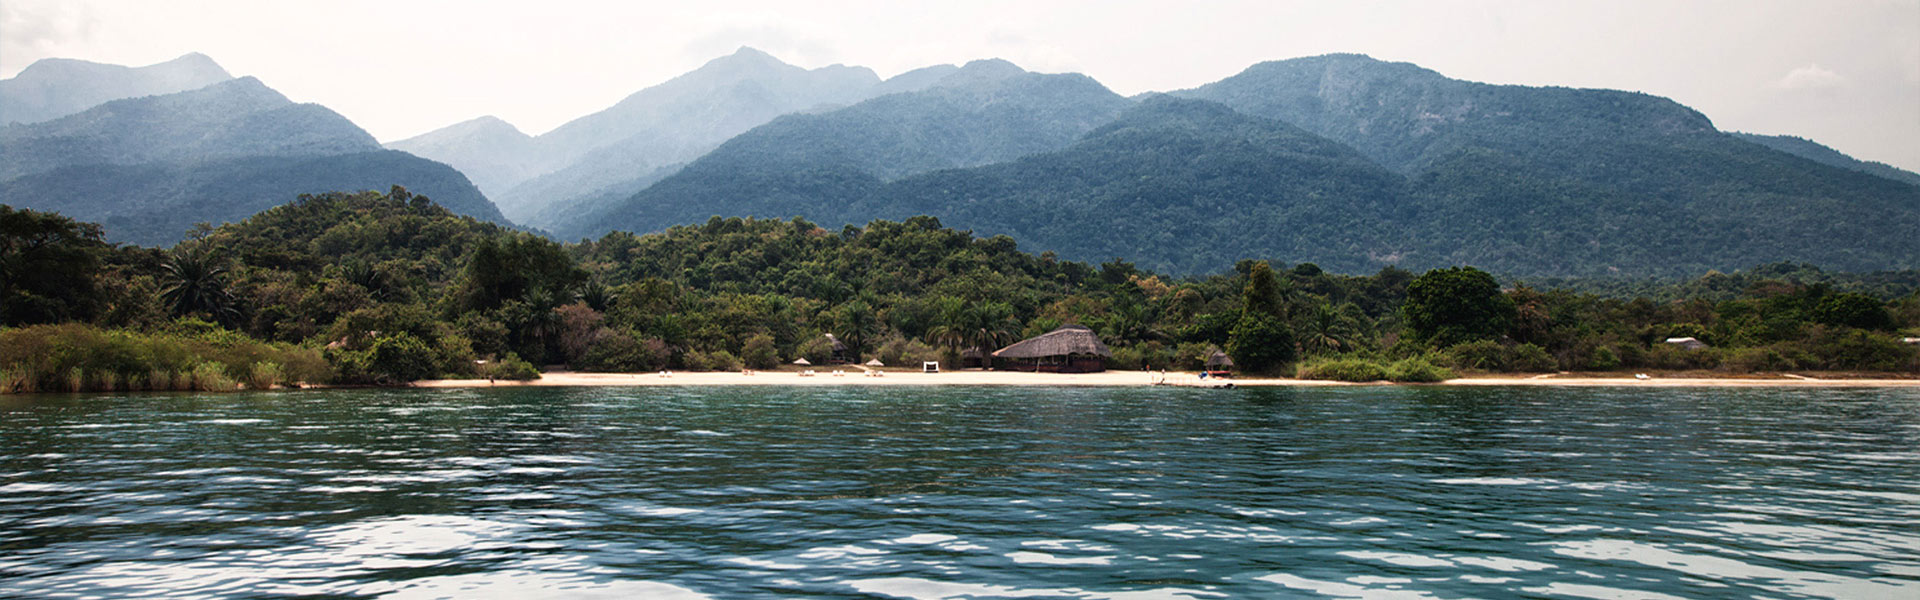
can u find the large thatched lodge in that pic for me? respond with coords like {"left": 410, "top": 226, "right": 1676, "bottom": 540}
{"left": 990, "top": 324, "right": 1113, "bottom": 373}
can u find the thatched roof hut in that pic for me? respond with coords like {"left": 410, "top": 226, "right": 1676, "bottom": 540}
{"left": 992, "top": 324, "right": 1112, "bottom": 372}
{"left": 822, "top": 333, "right": 851, "bottom": 363}
{"left": 1664, "top": 337, "right": 1708, "bottom": 351}
{"left": 1206, "top": 351, "right": 1234, "bottom": 370}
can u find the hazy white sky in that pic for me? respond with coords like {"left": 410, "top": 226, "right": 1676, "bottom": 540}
{"left": 4, "top": 0, "right": 1917, "bottom": 171}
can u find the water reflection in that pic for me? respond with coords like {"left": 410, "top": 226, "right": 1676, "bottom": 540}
{"left": 0, "top": 386, "right": 1916, "bottom": 598}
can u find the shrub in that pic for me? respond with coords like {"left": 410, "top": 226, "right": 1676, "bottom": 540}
{"left": 741, "top": 334, "right": 779, "bottom": 369}
{"left": 1173, "top": 342, "right": 1214, "bottom": 371}
{"left": 146, "top": 369, "right": 171, "bottom": 391}
{"left": 1588, "top": 346, "right": 1621, "bottom": 371}
{"left": 1445, "top": 340, "right": 1508, "bottom": 371}
{"left": 357, "top": 332, "right": 435, "bottom": 384}
{"left": 1804, "top": 330, "right": 1914, "bottom": 371}
{"left": 1725, "top": 348, "right": 1796, "bottom": 373}
{"left": 1109, "top": 346, "right": 1143, "bottom": 370}
{"left": 1647, "top": 344, "right": 1722, "bottom": 370}
{"left": 246, "top": 362, "right": 283, "bottom": 390}
{"left": 1228, "top": 312, "right": 1295, "bottom": 375}
{"left": 1386, "top": 357, "right": 1454, "bottom": 382}
{"left": 796, "top": 335, "right": 835, "bottom": 365}
{"left": 1508, "top": 343, "right": 1557, "bottom": 372}
{"left": 480, "top": 353, "right": 541, "bottom": 380}
{"left": 190, "top": 362, "right": 236, "bottom": 391}
{"left": 578, "top": 329, "right": 667, "bottom": 372}
{"left": 876, "top": 337, "right": 937, "bottom": 367}
{"left": 1297, "top": 358, "right": 1390, "bottom": 382}
{"left": 705, "top": 350, "right": 741, "bottom": 371}
{"left": 679, "top": 350, "right": 713, "bottom": 371}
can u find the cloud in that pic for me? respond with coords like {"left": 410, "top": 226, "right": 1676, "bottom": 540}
{"left": 0, "top": 1, "right": 100, "bottom": 74}
{"left": 680, "top": 12, "right": 839, "bottom": 66}
{"left": 1773, "top": 63, "right": 1848, "bottom": 91}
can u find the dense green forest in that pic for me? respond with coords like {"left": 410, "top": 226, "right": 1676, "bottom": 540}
{"left": 3, "top": 192, "right": 1917, "bottom": 393}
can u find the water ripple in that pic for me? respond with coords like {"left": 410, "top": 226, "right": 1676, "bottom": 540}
{"left": 1, "top": 386, "right": 1916, "bottom": 598}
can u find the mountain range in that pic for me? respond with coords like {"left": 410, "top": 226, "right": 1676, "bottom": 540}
{"left": 0, "top": 53, "right": 232, "bottom": 126}
{"left": 0, "top": 67, "right": 504, "bottom": 245}
{"left": 538, "top": 52, "right": 1917, "bottom": 276}
{"left": 390, "top": 47, "right": 893, "bottom": 227}
{"left": 4, "top": 49, "right": 1916, "bottom": 276}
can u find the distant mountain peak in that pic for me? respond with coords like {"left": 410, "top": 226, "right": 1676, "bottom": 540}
{"left": 930, "top": 59, "right": 1028, "bottom": 88}
{"left": 2, "top": 52, "right": 236, "bottom": 124}
{"left": 701, "top": 46, "right": 792, "bottom": 71}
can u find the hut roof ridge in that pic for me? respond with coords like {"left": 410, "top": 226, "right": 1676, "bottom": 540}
{"left": 992, "top": 324, "right": 1113, "bottom": 359}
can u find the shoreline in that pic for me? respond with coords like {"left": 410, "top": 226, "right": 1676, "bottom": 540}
{"left": 414, "top": 370, "right": 1920, "bottom": 389}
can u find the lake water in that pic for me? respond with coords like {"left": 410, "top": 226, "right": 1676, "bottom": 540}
{"left": 2, "top": 386, "right": 1917, "bottom": 599}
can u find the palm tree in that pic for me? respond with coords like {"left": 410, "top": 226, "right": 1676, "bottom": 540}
{"left": 159, "top": 249, "right": 239, "bottom": 325}
{"left": 1300, "top": 303, "right": 1359, "bottom": 356}
{"left": 1101, "top": 301, "right": 1160, "bottom": 345}
{"left": 963, "top": 302, "right": 1019, "bottom": 354}
{"left": 833, "top": 299, "right": 878, "bottom": 359}
{"left": 927, "top": 297, "right": 971, "bottom": 354}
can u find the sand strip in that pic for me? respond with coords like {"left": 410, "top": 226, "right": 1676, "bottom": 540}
{"left": 415, "top": 371, "right": 1920, "bottom": 388}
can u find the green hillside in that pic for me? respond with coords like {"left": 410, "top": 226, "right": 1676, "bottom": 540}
{"left": 0, "top": 151, "right": 504, "bottom": 246}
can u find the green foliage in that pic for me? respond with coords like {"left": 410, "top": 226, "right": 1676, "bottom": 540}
{"left": 1296, "top": 358, "right": 1389, "bottom": 382}
{"left": 796, "top": 335, "right": 835, "bottom": 365}
{"left": 1227, "top": 312, "right": 1294, "bottom": 375}
{"left": 1724, "top": 347, "right": 1798, "bottom": 373}
{"left": 1803, "top": 329, "right": 1914, "bottom": 371}
{"left": 1, "top": 206, "right": 109, "bottom": 325}
{"left": 367, "top": 333, "right": 439, "bottom": 383}
{"left": 1508, "top": 343, "right": 1557, "bottom": 372}
{"left": 245, "top": 361, "right": 283, "bottom": 390}
{"left": 0, "top": 322, "right": 324, "bottom": 393}
{"left": 741, "top": 334, "right": 779, "bottom": 369}
{"left": 158, "top": 248, "right": 241, "bottom": 326}
{"left": 1812, "top": 293, "right": 1895, "bottom": 331}
{"left": 1386, "top": 357, "right": 1453, "bottom": 382}
{"left": 1405, "top": 267, "right": 1514, "bottom": 347}
{"left": 479, "top": 353, "right": 541, "bottom": 381}
{"left": 577, "top": 331, "right": 668, "bottom": 372}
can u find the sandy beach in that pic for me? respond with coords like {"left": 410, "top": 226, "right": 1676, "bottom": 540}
{"left": 416, "top": 370, "right": 1920, "bottom": 389}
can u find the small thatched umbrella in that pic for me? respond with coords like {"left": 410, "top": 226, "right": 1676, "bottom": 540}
{"left": 991, "top": 324, "right": 1114, "bottom": 373}
{"left": 864, "top": 358, "right": 885, "bottom": 367}
{"left": 792, "top": 357, "right": 812, "bottom": 366}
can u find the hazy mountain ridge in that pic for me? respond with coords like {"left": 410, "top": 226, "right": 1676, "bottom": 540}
{"left": 2, "top": 63, "right": 507, "bottom": 245}
{"left": 0, "top": 150, "right": 501, "bottom": 246}
{"left": 1731, "top": 132, "right": 1920, "bottom": 187}
{"left": 1172, "top": 53, "right": 1717, "bottom": 174}
{"left": 384, "top": 116, "right": 536, "bottom": 195}
{"left": 1, "top": 77, "right": 378, "bottom": 180}
{"left": 0, "top": 53, "right": 233, "bottom": 125}
{"left": 394, "top": 47, "right": 892, "bottom": 224}
{"left": 551, "top": 60, "right": 1134, "bottom": 238}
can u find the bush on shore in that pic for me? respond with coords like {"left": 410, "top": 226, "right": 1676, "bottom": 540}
{"left": 0, "top": 323, "right": 325, "bottom": 393}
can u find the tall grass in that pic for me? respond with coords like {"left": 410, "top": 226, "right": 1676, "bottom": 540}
{"left": 246, "top": 362, "right": 283, "bottom": 390}
{"left": 148, "top": 369, "right": 171, "bottom": 391}
{"left": 190, "top": 362, "right": 237, "bottom": 391}
{"left": 1, "top": 366, "right": 25, "bottom": 393}
{"left": 1, "top": 323, "right": 328, "bottom": 394}
{"left": 1297, "top": 355, "right": 1455, "bottom": 383}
